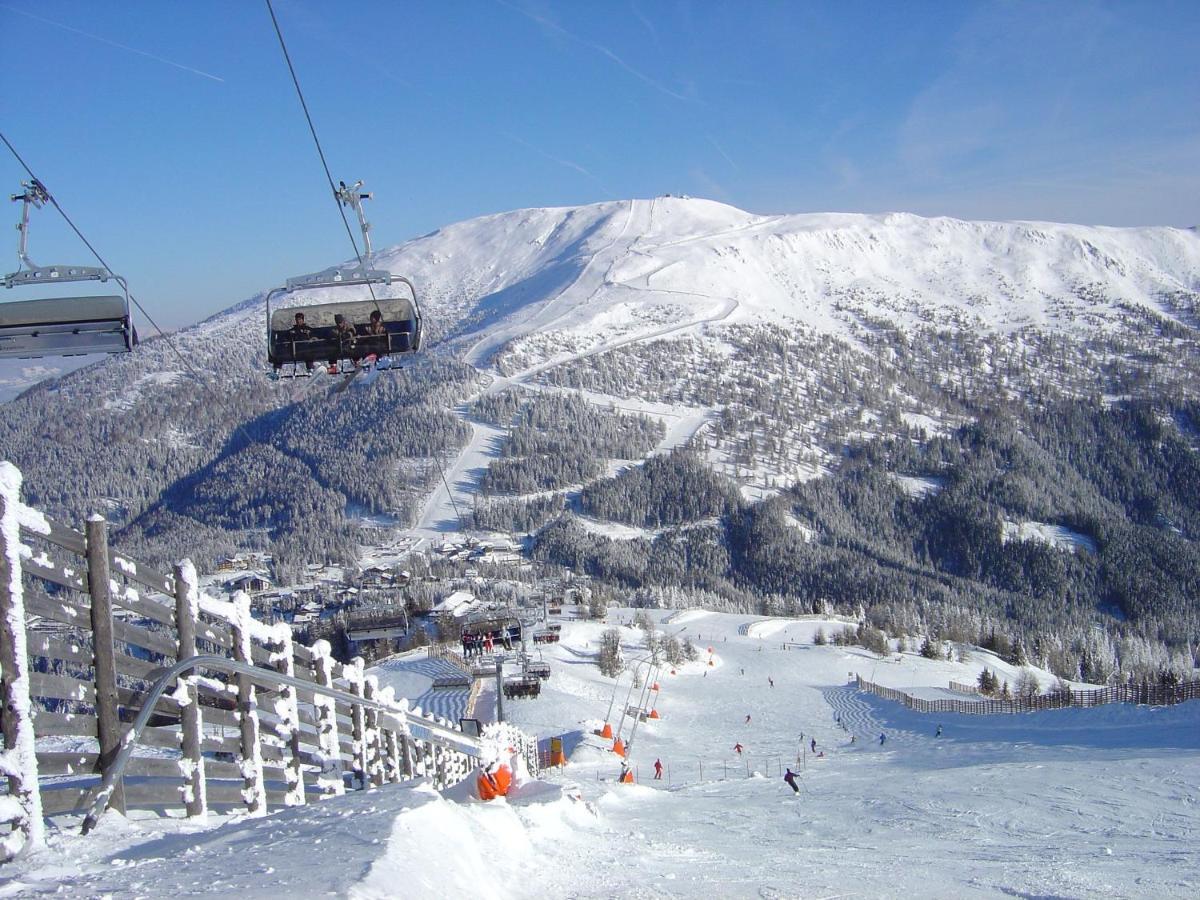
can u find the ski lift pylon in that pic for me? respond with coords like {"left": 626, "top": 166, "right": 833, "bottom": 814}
{"left": 266, "top": 181, "right": 422, "bottom": 377}
{"left": 0, "top": 180, "right": 137, "bottom": 359}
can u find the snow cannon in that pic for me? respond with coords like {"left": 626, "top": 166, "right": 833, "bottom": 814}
{"left": 600, "top": 722, "right": 614, "bottom": 739}
{"left": 476, "top": 762, "right": 513, "bottom": 801}
{"left": 649, "top": 708, "right": 660, "bottom": 720}
{"left": 550, "top": 736, "right": 567, "bottom": 767}
{"left": 708, "top": 659, "right": 714, "bottom": 667}
{"left": 618, "top": 768, "right": 635, "bottom": 784}
{"left": 612, "top": 738, "right": 626, "bottom": 757}
{"left": 651, "top": 682, "right": 660, "bottom": 692}
{"left": 670, "top": 669, "right": 676, "bottom": 676}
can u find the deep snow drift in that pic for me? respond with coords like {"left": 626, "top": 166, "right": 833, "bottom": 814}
{"left": 4, "top": 607, "right": 1197, "bottom": 898}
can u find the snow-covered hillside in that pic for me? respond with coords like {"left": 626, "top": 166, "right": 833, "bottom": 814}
{"left": 11, "top": 197, "right": 1196, "bottom": 400}
{"left": 8, "top": 608, "right": 1197, "bottom": 897}
{"left": 2, "top": 197, "right": 1198, "bottom": 605}
{"left": 370, "top": 197, "right": 1200, "bottom": 371}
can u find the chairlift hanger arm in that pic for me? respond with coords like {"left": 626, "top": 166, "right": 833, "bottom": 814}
{"left": 4, "top": 179, "right": 121, "bottom": 289}
{"left": 336, "top": 179, "right": 374, "bottom": 260}
{"left": 11, "top": 179, "right": 49, "bottom": 271}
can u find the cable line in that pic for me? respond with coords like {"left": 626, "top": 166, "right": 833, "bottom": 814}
{"left": 264, "top": 0, "right": 383, "bottom": 312}
{"left": 0, "top": 130, "right": 270, "bottom": 456}
{"left": 1, "top": 130, "right": 172, "bottom": 346}
{"left": 433, "top": 450, "right": 467, "bottom": 533}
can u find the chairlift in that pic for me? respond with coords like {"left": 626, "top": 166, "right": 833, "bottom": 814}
{"left": 502, "top": 675, "right": 541, "bottom": 699}
{"left": 460, "top": 608, "right": 523, "bottom": 656}
{"left": 0, "top": 181, "right": 137, "bottom": 359}
{"left": 266, "top": 181, "right": 422, "bottom": 378}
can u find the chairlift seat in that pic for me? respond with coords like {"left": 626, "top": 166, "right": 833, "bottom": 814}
{"left": 268, "top": 296, "right": 420, "bottom": 367}
{"left": 0, "top": 295, "right": 135, "bottom": 358}
{"left": 502, "top": 675, "right": 542, "bottom": 699}
{"left": 266, "top": 255, "right": 423, "bottom": 375}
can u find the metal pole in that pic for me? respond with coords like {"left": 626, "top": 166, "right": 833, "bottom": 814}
{"left": 626, "top": 664, "right": 658, "bottom": 755}
{"left": 614, "top": 660, "right": 642, "bottom": 740}
{"left": 495, "top": 654, "right": 504, "bottom": 723}
{"left": 603, "top": 669, "right": 622, "bottom": 725}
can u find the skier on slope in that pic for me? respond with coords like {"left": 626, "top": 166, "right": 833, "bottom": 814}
{"left": 734, "top": 742, "right": 744, "bottom": 756}
{"left": 768, "top": 676, "right": 774, "bottom": 688}
{"left": 783, "top": 768, "right": 800, "bottom": 794}
{"left": 879, "top": 732, "right": 887, "bottom": 746}
{"left": 810, "top": 737, "right": 817, "bottom": 754}
{"left": 745, "top": 714, "right": 752, "bottom": 725}
{"left": 654, "top": 758, "right": 663, "bottom": 780}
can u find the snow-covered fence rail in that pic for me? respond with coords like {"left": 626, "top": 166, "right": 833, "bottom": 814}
{"left": 0, "top": 463, "right": 539, "bottom": 858}
{"left": 856, "top": 675, "right": 1199, "bottom": 715}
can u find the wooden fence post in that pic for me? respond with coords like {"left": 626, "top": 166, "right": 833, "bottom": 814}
{"left": 363, "top": 677, "right": 385, "bottom": 788}
{"left": 399, "top": 732, "right": 415, "bottom": 779}
{"left": 347, "top": 658, "right": 367, "bottom": 789}
{"left": 230, "top": 593, "right": 265, "bottom": 816}
{"left": 86, "top": 515, "right": 125, "bottom": 816}
{"left": 173, "top": 561, "right": 206, "bottom": 819}
{"left": 310, "top": 641, "right": 344, "bottom": 797}
{"left": 383, "top": 729, "right": 403, "bottom": 783}
{"left": 269, "top": 628, "right": 305, "bottom": 807}
{"left": 0, "top": 463, "right": 44, "bottom": 858}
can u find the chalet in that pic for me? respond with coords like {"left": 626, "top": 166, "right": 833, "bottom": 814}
{"left": 430, "top": 590, "right": 477, "bottom": 619}
{"left": 224, "top": 573, "right": 271, "bottom": 594}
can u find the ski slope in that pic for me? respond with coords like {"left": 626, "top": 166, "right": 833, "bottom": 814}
{"left": 9, "top": 608, "right": 1197, "bottom": 898}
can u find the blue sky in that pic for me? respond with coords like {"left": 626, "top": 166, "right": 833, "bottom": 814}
{"left": 1, "top": 0, "right": 1197, "bottom": 329}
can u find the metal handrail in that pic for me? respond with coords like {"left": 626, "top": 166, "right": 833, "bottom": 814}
{"left": 80, "top": 653, "right": 481, "bottom": 834}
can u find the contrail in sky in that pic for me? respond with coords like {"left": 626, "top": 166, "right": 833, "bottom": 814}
{"left": 496, "top": 0, "right": 692, "bottom": 105}
{"left": 503, "top": 131, "right": 610, "bottom": 192}
{"left": 2, "top": 5, "right": 224, "bottom": 83}
{"left": 706, "top": 135, "right": 739, "bottom": 172}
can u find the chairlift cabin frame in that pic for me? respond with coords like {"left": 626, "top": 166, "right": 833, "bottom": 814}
{"left": 265, "top": 180, "right": 422, "bottom": 377}
{"left": 0, "top": 181, "right": 137, "bottom": 359}
{"left": 460, "top": 610, "right": 524, "bottom": 651}
{"left": 265, "top": 265, "right": 422, "bottom": 375}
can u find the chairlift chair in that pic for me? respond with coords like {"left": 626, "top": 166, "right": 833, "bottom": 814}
{"left": 266, "top": 181, "right": 422, "bottom": 378}
{"left": 0, "top": 181, "right": 137, "bottom": 359}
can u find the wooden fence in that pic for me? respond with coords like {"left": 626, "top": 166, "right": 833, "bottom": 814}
{"left": 856, "top": 674, "right": 1200, "bottom": 715}
{"left": 0, "top": 462, "right": 539, "bottom": 861}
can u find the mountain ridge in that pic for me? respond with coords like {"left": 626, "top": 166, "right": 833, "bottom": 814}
{"left": 0, "top": 196, "right": 1196, "bottom": 674}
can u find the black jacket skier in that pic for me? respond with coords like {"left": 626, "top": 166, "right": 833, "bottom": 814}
{"left": 783, "top": 768, "right": 799, "bottom": 793}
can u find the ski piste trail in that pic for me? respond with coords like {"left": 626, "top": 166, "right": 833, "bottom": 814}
{"left": 414, "top": 197, "right": 740, "bottom": 540}
{"left": 8, "top": 608, "right": 1197, "bottom": 898}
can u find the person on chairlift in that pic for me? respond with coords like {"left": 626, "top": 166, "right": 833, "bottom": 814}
{"left": 330, "top": 313, "right": 358, "bottom": 369}
{"left": 361, "top": 309, "right": 389, "bottom": 363}
{"left": 287, "top": 311, "right": 314, "bottom": 371}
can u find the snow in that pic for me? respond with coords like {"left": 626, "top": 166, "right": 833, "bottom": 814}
{"left": 1002, "top": 519, "right": 1098, "bottom": 554}
{"left": 890, "top": 473, "right": 946, "bottom": 499}
{"left": 429, "top": 590, "right": 478, "bottom": 617}
{"left": 899, "top": 412, "right": 949, "bottom": 436}
{"left": 363, "top": 197, "right": 1198, "bottom": 539}
{"left": 0, "top": 462, "right": 44, "bottom": 853}
{"left": 3, "top": 596, "right": 1198, "bottom": 894}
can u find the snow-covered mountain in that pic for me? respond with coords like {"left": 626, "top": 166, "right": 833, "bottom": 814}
{"left": 0, "top": 197, "right": 1197, "bottom": 567}
{"left": 364, "top": 196, "right": 1200, "bottom": 369}
{"left": 7, "top": 196, "right": 1197, "bottom": 405}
